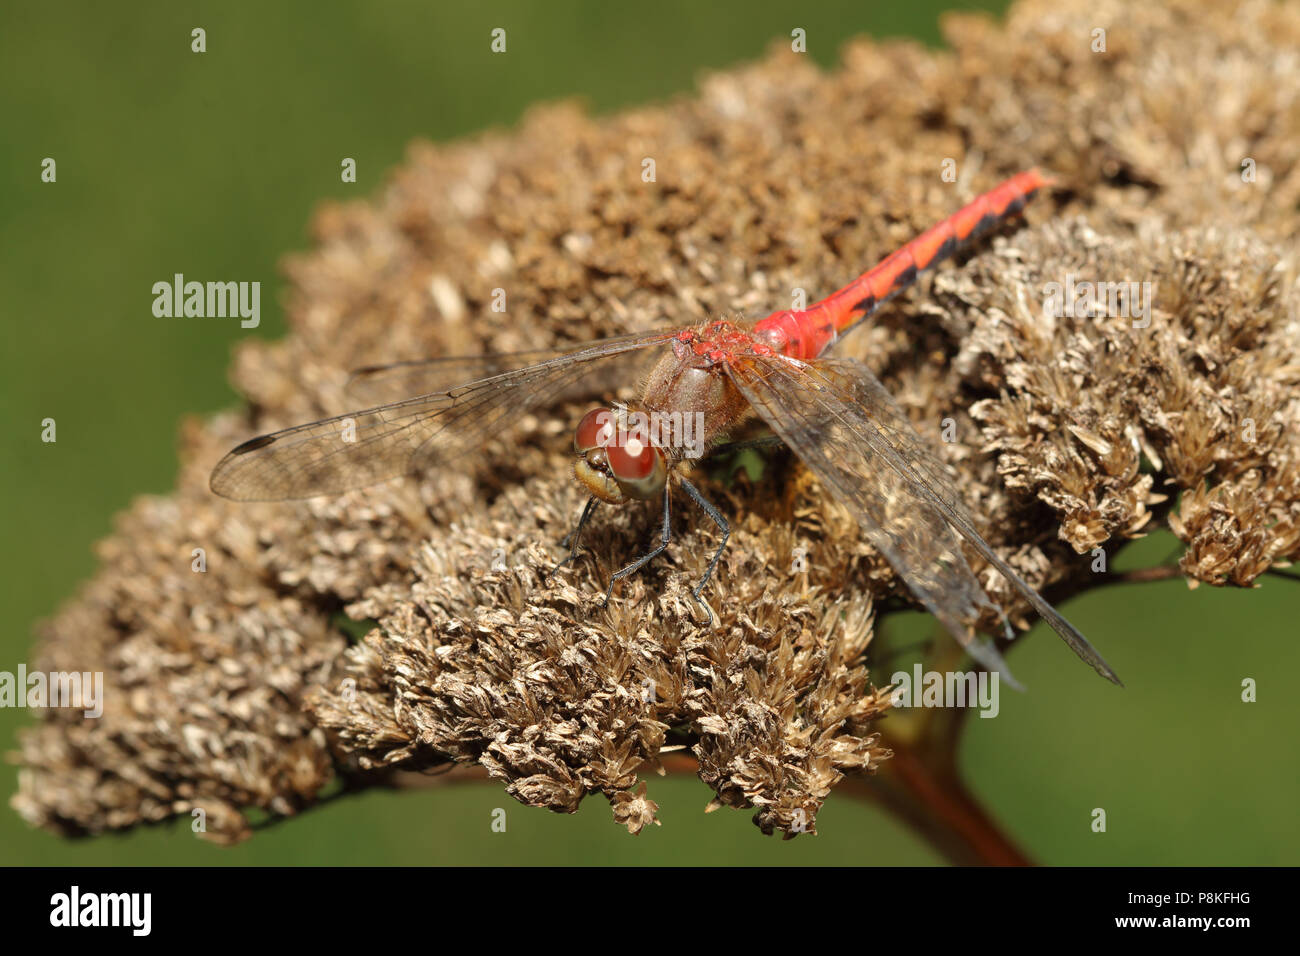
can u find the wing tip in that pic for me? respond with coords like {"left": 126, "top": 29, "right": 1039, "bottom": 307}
{"left": 209, "top": 433, "right": 287, "bottom": 499}
{"left": 1092, "top": 655, "right": 1125, "bottom": 687}
{"left": 1052, "top": 619, "right": 1124, "bottom": 686}
{"left": 1059, "top": 631, "right": 1124, "bottom": 686}
{"left": 208, "top": 466, "right": 260, "bottom": 501}
{"left": 965, "top": 634, "right": 1025, "bottom": 693}
{"left": 229, "top": 433, "right": 278, "bottom": 455}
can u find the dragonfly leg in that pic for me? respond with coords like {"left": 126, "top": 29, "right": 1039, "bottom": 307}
{"left": 548, "top": 496, "right": 599, "bottom": 581}
{"left": 599, "top": 488, "right": 673, "bottom": 607}
{"left": 679, "top": 477, "right": 729, "bottom": 598}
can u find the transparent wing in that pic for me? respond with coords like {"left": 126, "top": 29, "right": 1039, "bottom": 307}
{"left": 726, "top": 352, "right": 1120, "bottom": 685}
{"left": 210, "top": 329, "right": 680, "bottom": 501}
{"left": 346, "top": 338, "right": 653, "bottom": 406}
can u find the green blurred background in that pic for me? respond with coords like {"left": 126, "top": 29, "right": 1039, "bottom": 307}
{"left": 2, "top": 0, "right": 1296, "bottom": 866}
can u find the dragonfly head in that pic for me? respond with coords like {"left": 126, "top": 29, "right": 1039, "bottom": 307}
{"left": 573, "top": 406, "right": 668, "bottom": 504}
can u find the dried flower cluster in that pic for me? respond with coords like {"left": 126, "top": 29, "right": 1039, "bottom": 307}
{"left": 13, "top": 0, "right": 1300, "bottom": 844}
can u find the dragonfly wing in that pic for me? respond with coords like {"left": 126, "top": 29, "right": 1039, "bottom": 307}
{"left": 347, "top": 334, "right": 656, "bottom": 406}
{"left": 727, "top": 353, "right": 1121, "bottom": 685}
{"left": 210, "top": 329, "right": 679, "bottom": 501}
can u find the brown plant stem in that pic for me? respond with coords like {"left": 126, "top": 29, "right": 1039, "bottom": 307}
{"left": 837, "top": 558, "right": 1208, "bottom": 866}
{"left": 848, "top": 628, "right": 1033, "bottom": 865}
{"left": 650, "top": 751, "right": 1028, "bottom": 863}
{"left": 844, "top": 739, "right": 1031, "bottom": 866}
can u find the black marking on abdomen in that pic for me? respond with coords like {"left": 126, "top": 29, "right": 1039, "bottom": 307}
{"left": 926, "top": 236, "right": 959, "bottom": 269}
{"left": 895, "top": 264, "right": 918, "bottom": 289}
{"left": 851, "top": 295, "right": 876, "bottom": 315}
{"left": 231, "top": 434, "right": 277, "bottom": 454}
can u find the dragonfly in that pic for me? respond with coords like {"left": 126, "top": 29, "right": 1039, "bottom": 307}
{"left": 211, "top": 169, "right": 1121, "bottom": 686}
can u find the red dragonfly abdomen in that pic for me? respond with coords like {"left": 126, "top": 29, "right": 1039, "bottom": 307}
{"left": 754, "top": 169, "right": 1052, "bottom": 362}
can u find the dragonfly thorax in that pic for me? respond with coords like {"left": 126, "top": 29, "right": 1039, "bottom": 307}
{"left": 643, "top": 336, "right": 752, "bottom": 455}
{"left": 573, "top": 406, "right": 669, "bottom": 503}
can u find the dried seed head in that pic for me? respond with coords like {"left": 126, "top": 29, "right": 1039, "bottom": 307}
{"left": 15, "top": 0, "right": 1300, "bottom": 842}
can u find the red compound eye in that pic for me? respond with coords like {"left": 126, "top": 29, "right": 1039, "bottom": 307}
{"left": 572, "top": 406, "right": 667, "bottom": 500}
{"left": 574, "top": 408, "right": 616, "bottom": 453}
{"left": 605, "top": 432, "right": 657, "bottom": 482}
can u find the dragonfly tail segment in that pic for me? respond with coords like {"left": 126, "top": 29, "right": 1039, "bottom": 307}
{"left": 757, "top": 169, "right": 1055, "bottom": 362}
